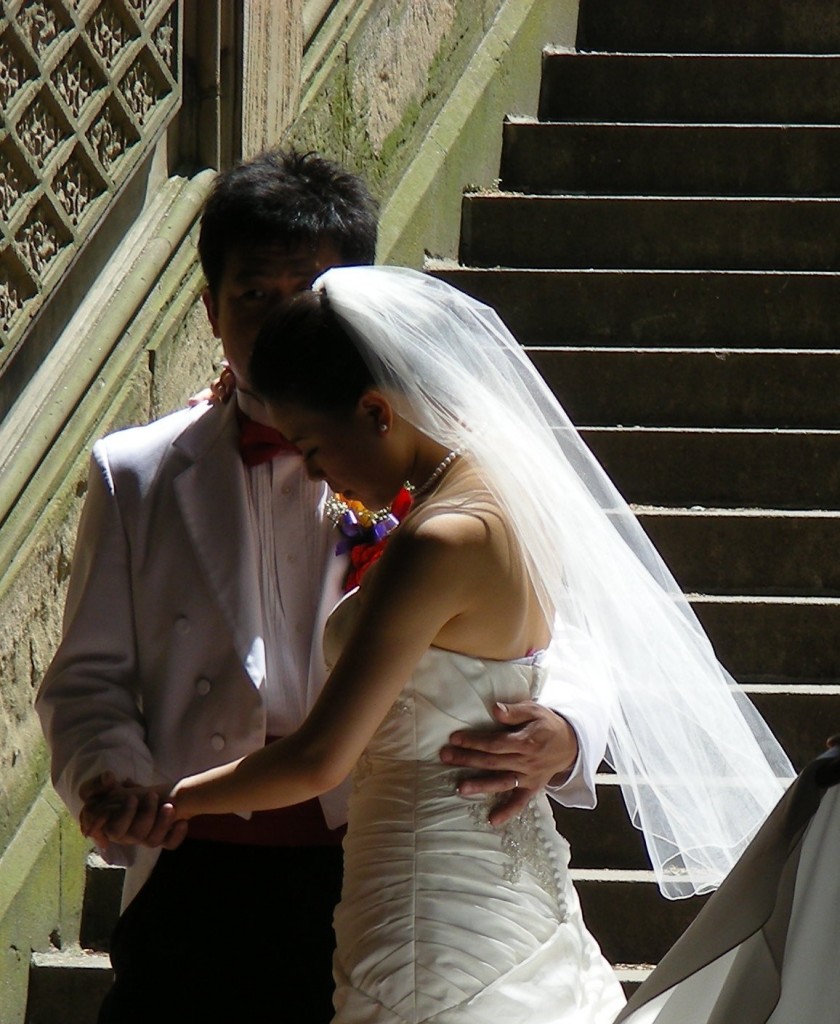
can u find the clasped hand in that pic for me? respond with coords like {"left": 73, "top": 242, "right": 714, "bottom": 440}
{"left": 79, "top": 773, "right": 187, "bottom": 850}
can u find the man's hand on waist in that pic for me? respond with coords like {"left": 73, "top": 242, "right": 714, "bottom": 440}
{"left": 440, "top": 701, "right": 579, "bottom": 827}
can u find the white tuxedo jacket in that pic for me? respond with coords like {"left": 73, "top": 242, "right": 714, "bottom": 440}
{"left": 37, "top": 400, "right": 347, "bottom": 903}
{"left": 37, "top": 399, "right": 607, "bottom": 904}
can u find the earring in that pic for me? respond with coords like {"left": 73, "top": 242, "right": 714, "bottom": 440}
{"left": 379, "top": 423, "right": 388, "bottom": 433}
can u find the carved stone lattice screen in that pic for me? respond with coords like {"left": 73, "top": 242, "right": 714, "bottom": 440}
{"left": 0, "top": 0, "right": 181, "bottom": 369}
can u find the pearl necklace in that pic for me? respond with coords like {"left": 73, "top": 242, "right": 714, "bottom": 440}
{"left": 408, "top": 449, "right": 461, "bottom": 502}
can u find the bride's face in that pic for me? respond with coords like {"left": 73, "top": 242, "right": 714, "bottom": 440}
{"left": 269, "top": 393, "right": 409, "bottom": 509}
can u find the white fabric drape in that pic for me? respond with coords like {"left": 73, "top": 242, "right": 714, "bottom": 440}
{"left": 614, "top": 746, "right": 840, "bottom": 1022}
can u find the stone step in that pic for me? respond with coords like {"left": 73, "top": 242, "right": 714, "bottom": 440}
{"left": 561, "top": 781, "right": 650, "bottom": 871}
{"left": 538, "top": 52, "right": 840, "bottom": 125}
{"left": 26, "top": 950, "right": 112, "bottom": 1024}
{"left": 530, "top": 348, "right": 840, "bottom": 429}
{"left": 459, "top": 195, "right": 840, "bottom": 272}
{"left": 636, "top": 509, "right": 840, "bottom": 598}
{"left": 572, "top": 869, "right": 707, "bottom": 964}
{"left": 427, "top": 266, "right": 840, "bottom": 348}
{"left": 79, "top": 853, "right": 123, "bottom": 953}
{"left": 614, "top": 964, "right": 653, "bottom": 996}
{"left": 580, "top": 427, "right": 840, "bottom": 510}
{"left": 692, "top": 597, "right": 840, "bottom": 682}
{"left": 744, "top": 684, "right": 840, "bottom": 768}
{"left": 501, "top": 121, "right": 840, "bottom": 198}
{"left": 575, "top": 0, "right": 840, "bottom": 54}
{"left": 20, "top": 890, "right": 656, "bottom": 1008}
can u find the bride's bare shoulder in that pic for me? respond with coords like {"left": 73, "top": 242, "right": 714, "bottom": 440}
{"left": 389, "top": 478, "right": 513, "bottom": 589}
{"left": 399, "top": 463, "right": 503, "bottom": 549}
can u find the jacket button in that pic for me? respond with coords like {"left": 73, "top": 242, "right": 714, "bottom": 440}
{"left": 210, "top": 734, "right": 225, "bottom": 751}
{"left": 196, "top": 678, "right": 211, "bottom": 696}
{"left": 175, "top": 616, "right": 190, "bottom": 635}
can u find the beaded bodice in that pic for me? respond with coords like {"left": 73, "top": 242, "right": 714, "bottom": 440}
{"left": 324, "top": 590, "right": 567, "bottom": 914}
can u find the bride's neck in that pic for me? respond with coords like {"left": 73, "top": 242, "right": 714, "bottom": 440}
{"left": 406, "top": 438, "right": 458, "bottom": 498}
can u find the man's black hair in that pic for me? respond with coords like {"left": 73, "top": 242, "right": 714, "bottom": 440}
{"left": 198, "top": 150, "right": 379, "bottom": 295}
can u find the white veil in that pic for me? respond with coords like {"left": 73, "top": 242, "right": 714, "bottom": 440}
{"left": 314, "top": 265, "right": 794, "bottom": 899}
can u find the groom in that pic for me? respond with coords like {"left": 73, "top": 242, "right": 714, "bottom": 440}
{"left": 37, "top": 149, "right": 604, "bottom": 1023}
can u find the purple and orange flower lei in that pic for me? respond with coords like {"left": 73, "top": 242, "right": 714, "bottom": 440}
{"left": 326, "top": 487, "right": 414, "bottom": 591}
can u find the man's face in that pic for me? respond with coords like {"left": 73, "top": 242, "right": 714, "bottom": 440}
{"left": 203, "top": 240, "right": 344, "bottom": 391}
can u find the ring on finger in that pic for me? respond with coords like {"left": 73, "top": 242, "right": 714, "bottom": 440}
{"left": 513, "top": 776, "right": 519, "bottom": 789}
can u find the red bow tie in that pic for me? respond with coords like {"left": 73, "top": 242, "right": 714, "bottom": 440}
{"left": 237, "top": 410, "right": 299, "bottom": 466}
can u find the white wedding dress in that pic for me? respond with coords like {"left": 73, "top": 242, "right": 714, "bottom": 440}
{"left": 325, "top": 590, "right": 626, "bottom": 1024}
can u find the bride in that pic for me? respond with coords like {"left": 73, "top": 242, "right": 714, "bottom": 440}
{"left": 92, "top": 267, "right": 793, "bottom": 1022}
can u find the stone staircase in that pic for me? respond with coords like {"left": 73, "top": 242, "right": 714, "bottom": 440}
{"left": 431, "top": 0, "right": 840, "bottom": 992}
{"left": 25, "top": 1, "right": 840, "bottom": 1017}
{"left": 24, "top": 853, "right": 119, "bottom": 1023}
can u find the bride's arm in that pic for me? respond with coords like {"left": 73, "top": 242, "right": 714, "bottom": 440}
{"left": 169, "top": 522, "right": 476, "bottom": 820}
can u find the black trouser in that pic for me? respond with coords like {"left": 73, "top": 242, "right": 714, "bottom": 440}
{"left": 98, "top": 839, "right": 344, "bottom": 1024}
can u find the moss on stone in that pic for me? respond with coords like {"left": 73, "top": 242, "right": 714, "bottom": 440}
{"left": 286, "top": 0, "right": 512, "bottom": 209}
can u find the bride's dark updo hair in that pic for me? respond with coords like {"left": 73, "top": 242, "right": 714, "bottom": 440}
{"left": 249, "top": 289, "right": 376, "bottom": 413}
